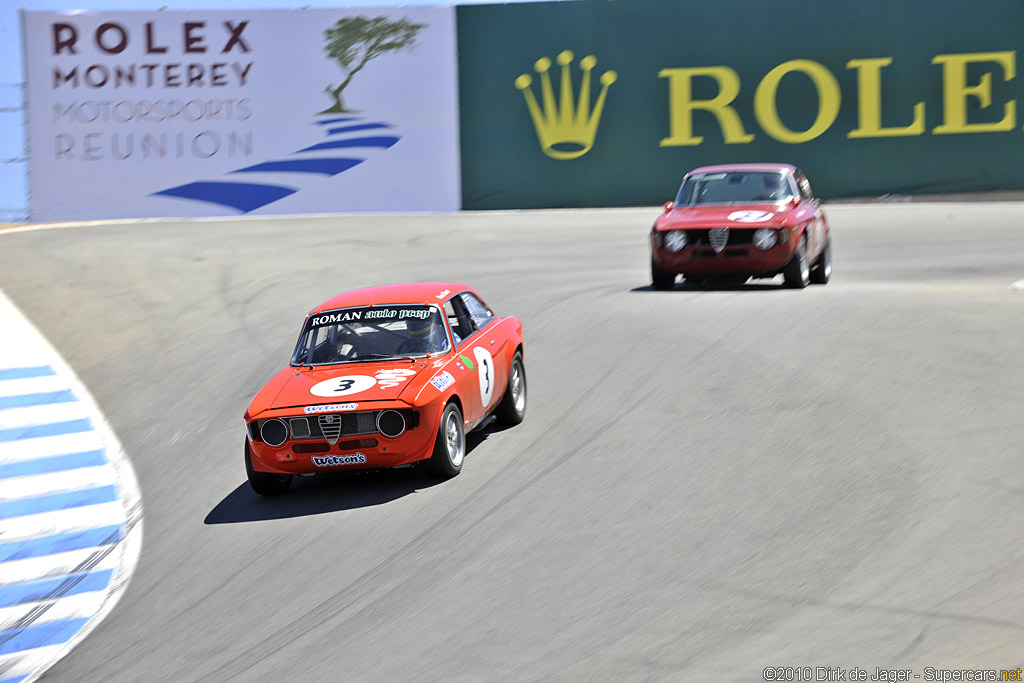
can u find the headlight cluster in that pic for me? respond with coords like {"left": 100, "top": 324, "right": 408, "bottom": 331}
{"left": 664, "top": 230, "right": 687, "bottom": 252}
{"left": 260, "top": 418, "right": 289, "bottom": 447}
{"left": 753, "top": 228, "right": 782, "bottom": 251}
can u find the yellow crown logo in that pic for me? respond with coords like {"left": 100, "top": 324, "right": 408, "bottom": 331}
{"left": 515, "top": 50, "right": 617, "bottom": 160}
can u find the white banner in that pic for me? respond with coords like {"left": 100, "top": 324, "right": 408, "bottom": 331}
{"left": 23, "top": 8, "right": 460, "bottom": 220}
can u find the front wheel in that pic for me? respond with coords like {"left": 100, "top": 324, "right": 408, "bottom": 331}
{"left": 651, "top": 258, "right": 676, "bottom": 290}
{"left": 783, "top": 234, "right": 810, "bottom": 289}
{"left": 425, "top": 402, "right": 465, "bottom": 478}
{"left": 495, "top": 352, "right": 526, "bottom": 426}
{"left": 245, "top": 439, "right": 292, "bottom": 496}
{"left": 810, "top": 233, "right": 832, "bottom": 285}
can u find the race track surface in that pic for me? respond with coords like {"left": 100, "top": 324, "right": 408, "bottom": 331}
{"left": 2, "top": 203, "right": 1023, "bottom": 682}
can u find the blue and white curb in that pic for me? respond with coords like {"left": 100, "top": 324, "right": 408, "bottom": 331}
{"left": 0, "top": 290, "right": 142, "bottom": 683}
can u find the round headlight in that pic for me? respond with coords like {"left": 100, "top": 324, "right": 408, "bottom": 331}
{"left": 752, "top": 228, "right": 778, "bottom": 251}
{"left": 664, "top": 230, "right": 687, "bottom": 252}
{"left": 376, "top": 410, "right": 407, "bottom": 438}
{"left": 260, "top": 418, "right": 289, "bottom": 447}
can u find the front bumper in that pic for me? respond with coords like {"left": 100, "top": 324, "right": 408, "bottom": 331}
{"left": 651, "top": 237, "right": 795, "bottom": 277}
{"left": 245, "top": 404, "right": 436, "bottom": 474}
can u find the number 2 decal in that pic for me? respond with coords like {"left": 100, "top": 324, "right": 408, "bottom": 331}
{"left": 473, "top": 347, "right": 495, "bottom": 406}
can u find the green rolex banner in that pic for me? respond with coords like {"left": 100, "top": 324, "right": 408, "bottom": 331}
{"left": 457, "top": 0, "right": 1024, "bottom": 209}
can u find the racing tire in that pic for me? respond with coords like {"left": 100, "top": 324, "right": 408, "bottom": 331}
{"left": 651, "top": 258, "right": 676, "bottom": 291}
{"left": 245, "top": 439, "right": 292, "bottom": 496}
{"left": 810, "top": 233, "right": 832, "bottom": 285}
{"left": 425, "top": 402, "right": 465, "bottom": 478}
{"left": 495, "top": 352, "right": 527, "bottom": 426}
{"left": 783, "top": 234, "right": 811, "bottom": 289}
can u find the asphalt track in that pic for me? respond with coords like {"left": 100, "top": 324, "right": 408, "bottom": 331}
{"left": 2, "top": 203, "right": 1023, "bottom": 682}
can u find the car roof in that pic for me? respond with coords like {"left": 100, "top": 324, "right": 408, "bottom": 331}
{"left": 687, "top": 163, "right": 796, "bottom": 175}
{"left": 309, "top": 282, "right": 472, "bottom": 315}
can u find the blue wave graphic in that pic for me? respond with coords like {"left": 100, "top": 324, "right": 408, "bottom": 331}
{"left": 297, "top": 136, "right": 400, "bottom": 154}
{"left": 231, "top": 158, "right": 363, "bottom": 177}
{"left": 154, "top": 182, "right": 297, "bottom": 213}
{"left": 325, "top": 123, "right": 392, "bottom": 136}
{"left": 316, "top": 117, "right": 361, "bottom": 126}
{"left": 154, "top": 115, "right": 402, "bottom": 213}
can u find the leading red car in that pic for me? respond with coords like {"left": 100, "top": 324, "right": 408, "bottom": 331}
{"left": 650, "top": 163, "right": 832, "bottom": 289}
{"left": 243, "top": 283, "right": 526, "bottom": 495}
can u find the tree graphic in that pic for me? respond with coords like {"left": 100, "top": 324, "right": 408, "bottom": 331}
{"left": 321, "top": 16, "right": 425, "bottom": 113}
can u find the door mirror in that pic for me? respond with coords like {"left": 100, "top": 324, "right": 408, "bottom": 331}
{"left": 663, "top": 201, "right": 674, "bottom": 212}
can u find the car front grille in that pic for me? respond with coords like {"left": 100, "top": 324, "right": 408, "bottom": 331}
{"left": 691, "top": 247, "right": 752, "bottom": 259}
{"left": 252, "top": 410, "right": 419, "bottom": 444}
{"left": 684, "top": 228, "right": 755, "bottom": 247}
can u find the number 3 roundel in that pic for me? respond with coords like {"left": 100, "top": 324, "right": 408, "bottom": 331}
{"left": 473, "top": 347, "right": 494, "bottom": 406}
{"left": 310, "top": 375, "right": 377, "bottom": 397}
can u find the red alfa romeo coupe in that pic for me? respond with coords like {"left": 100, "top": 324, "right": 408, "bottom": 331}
{"left": 243, "top": 283, "right": 526, "bottom": 495}
{"left": 650, "top": 163, "right": 832, "bottom": 289}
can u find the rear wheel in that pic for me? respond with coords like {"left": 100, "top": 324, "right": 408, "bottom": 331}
{"left": 245, "top": 439, "right": 292, "bottom": 496}
{"left": 425, "top": 402, "right": 465, "bottom": 478}
{"left": 810, "top": 233, "right": 832, "bottom": 285}
{"left": 495, "top": 352, "right": 526, "bottom": 426}
{"left": 783, "top": 234, "right": 810, "bottom": 289}
{"left": 651, "top": 258, "right": 676, "bottom": 290}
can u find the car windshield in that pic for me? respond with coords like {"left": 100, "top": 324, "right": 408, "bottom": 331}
{"left": 291, "top": 304, "right": 450, "bottom": 365}
{"left": 675, "top": 171, "right": 793, "bottom": 206}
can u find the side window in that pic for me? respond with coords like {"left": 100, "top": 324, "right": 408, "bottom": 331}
{"left": 443, "top": 299, "right": 471, "bottom": 346}
{"left": 459, "top": 292, "right": 493, "bottom": 330}
{"left": 309, "top": 326, "right": 331, "bottom": 363}
{"left": 795, "top": 172, "right": 813, "bottom": 200}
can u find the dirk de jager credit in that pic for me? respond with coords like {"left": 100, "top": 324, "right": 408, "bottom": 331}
{"left": 762, "top": 665, "right": 1023, "bottom": 681}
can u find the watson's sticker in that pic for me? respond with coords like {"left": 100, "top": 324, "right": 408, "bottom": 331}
{"left": 312, "top": 453, "right": 367, "bottom": 467}
{"left": 304, "top": 403, "right": 358, "bottom": 414}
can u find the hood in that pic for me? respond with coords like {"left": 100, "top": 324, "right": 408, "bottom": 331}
{"left": 248, "top": 361, "right": 434, "bottom": 416}
{"left": 656, "top": 203, "right": 794, "bottom": 230}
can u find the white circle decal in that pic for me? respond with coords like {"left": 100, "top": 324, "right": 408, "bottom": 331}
{"left": 473, "top": 347, "right": 495, "bottom": 407}
{"left": 728, "top": 210, "right": 774, "bottom": 223}
{"left": 310, "top": 375, "right": 377, "bottom": 397}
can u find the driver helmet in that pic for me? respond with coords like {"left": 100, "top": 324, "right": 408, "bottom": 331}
{"left": 763, "top": 174, "right": 789, "bottom": 199}
{"left": 405, "top": 314, "right": 439, "bottom": 352}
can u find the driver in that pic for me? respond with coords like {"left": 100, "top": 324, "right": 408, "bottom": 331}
{"left": 761, "top": 174, "right": 791, "bottom": 201}
{"left": 332, "top": 326, "right": 357, "bottom": 361}
{"left": 401, "top": 314, "right": 445, "bottom": 355}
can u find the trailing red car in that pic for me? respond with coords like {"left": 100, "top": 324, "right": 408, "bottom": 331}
{"left": 243, "top": 283, "right": 526, "bottom": 495}
{"left": 650, "top": 163, "right": 832, "bottom": 289}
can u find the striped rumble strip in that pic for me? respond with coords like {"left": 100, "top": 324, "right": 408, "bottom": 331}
{"left": 0, "top": 291, "right": 142, "bottom": 683}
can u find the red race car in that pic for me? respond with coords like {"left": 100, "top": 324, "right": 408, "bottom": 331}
{"left": 243, "top": 283, "right": 526, "bottom": 495}
{"left": 650, "top": 163, "right": 831, "bottom": 289}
